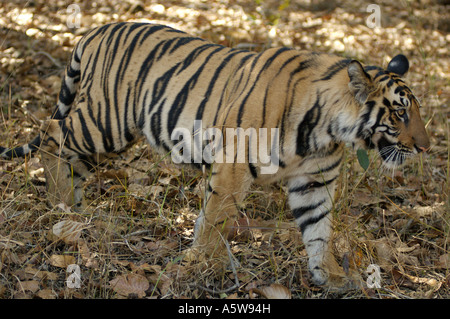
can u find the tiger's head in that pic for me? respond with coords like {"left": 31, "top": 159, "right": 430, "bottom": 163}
{"left": 347, "top": 54, "right": 430, "bottom": 169}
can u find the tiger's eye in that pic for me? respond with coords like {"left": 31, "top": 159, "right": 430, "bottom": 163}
{"left": 397, "top": 109, "right": 405, "bottom": 116}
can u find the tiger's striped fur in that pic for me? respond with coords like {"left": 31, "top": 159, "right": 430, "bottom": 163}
{"left": 0, "top": 22, "right": 430, "bottom": 288}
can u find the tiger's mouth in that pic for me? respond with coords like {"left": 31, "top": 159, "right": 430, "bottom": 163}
{"left": 377, "top": 136, "right": 413, "bottom": 169}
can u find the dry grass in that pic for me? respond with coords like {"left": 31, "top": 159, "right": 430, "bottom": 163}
{"left": 0, "top": 0, "right": 448, "bottom": 299}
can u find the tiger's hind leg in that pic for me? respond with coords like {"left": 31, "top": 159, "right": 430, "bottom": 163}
{"left": 39, "top": 120, "right": 94, "bottom": 209}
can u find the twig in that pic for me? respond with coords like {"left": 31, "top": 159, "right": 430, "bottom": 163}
{"left": 33, "top": 51, "right": 62, "bottom": 68}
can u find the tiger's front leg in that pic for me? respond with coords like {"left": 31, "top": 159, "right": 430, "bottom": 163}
{"left": 288, "top": 174, "right": 348, "bottom": 288}
{"left": 187, "top": 163, "right": 253, "bottom": 269}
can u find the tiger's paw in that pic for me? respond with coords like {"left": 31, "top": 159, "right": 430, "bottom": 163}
{"left": 183, "top": 244, "right": 230, "bottom": 279}
{"left": 322, "top": 270, "right": 363, "bottom": 292}
{"left": 311, "top": 254, "right": 363, "bottom": 292}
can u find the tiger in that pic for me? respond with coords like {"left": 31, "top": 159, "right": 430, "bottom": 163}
{"left": 0, "top": 22, "right": 430, "bottom": 289}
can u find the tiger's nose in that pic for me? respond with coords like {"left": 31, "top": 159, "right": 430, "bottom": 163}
{"left": 417, "top": 146, "right": 429, "bottom": 153}
{"left": 412, "top": 134, "right": 430, "bottom": 153}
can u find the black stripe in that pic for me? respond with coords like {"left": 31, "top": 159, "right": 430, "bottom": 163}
{"left": 314, "top": 59, "right": 351, "bottom": 82}
{"left": 386, "top": 78, "right": 394, "bottom": 88}
{"left": 75, "top": 109, "right": 96, "bottom": 153}
{"left": 80, "top": 23, "right": 115, "bottom": 50}
{"left": 73, "top": 49, "right": 81, "bottom": 63}
{"left": 95, "top": 100, "right": 112, "bottom": 153}
{"left": 151, "top": 98, "right": 165, "bottom": 147}
{"left": 356, "top": 100, "right": 376, "bottom": 138}
{"left": 299, "top": 209, "right": 330, "bottom": 233}
{"left": 289, "top": 176, "right": 337, "bottom": 194}
{"left": 52, "top": 109, "right": 65, "bottom": 120}
{"left": 249, "top": 163, "right": 258, "bottom": 178}
{"left": 79, "top": 52, "right": 95, "bottom": 91}
{"left": 81, "top": 34, "right": 110, "bottom": 150}
{"left": 123, "top": 85, "right": 135, "bottom": 144}
{"left": 137, "top": 90, "right": 149, "bottom": 129}
{"left": 296, "top": 95, "right": 322, "bottom": 157}
{"left": 290, "top": 57, "right": 315, "bottom": 76}
{"left": 292, "top": 199, "right": 326, "bottom": 220}
{"left": 279, "top": 78, "right": 302, "bottom": 156}
{"left": 364, "top": 65, "right": 382, "bottom": 72}
{"left": 170, "top": 37, "right": 206, "bottom": 56}
{"left": 309, "top": 157, "right": 342, "bottom": 175}
{"left": 0, "top": 135, "right": 40, "bottom": 159}
{"left": 231, "top": 54, "right": 260, "bottom": 97}
{"left": 394, "top": 86, "right": 406, "bottom": 94}
{"left": 372, "top": 107, "right": 386, "bottom": 130}
{"left": 59, "top": 118, "right": 82, "bottom": 153}
{"left": 110, "top": 26, "right": 129, "bottom": 143}
{"left": 229, "top": 50, "right": 278, "bottom": 126}
{"left": 66, "top": 64, "right": 80, "bottom": 78}
{"left": 149, "top": 64, "right": 180, "bottom": 114}
{"left": 373, "top": 70, "right": 387, "bottom": 80}
{"left": 58, "top": 80, "right": 75, "bottom": 107}
{"left": 138, "top": 24, "right": 168, "bottom": 46}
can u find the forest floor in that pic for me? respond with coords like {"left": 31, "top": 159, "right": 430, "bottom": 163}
{"left": 0, "top": 0, "right": 448, "bottom": 299}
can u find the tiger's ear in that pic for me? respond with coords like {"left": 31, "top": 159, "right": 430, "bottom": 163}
{"left": 347, "top": 60, "right": 373, "bottom": 105}
{"left": 387, "top": 54, "right": 409, "bottom": 76}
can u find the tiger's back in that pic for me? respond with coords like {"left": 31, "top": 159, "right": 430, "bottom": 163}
{"left": 63, "top": 23, "right": 349, "bottom": 161}
{"left": 67, "top": 23, "right": 255, "bottom": 155}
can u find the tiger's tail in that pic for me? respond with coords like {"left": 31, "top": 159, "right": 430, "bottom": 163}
{"left": 0, "top": 42, "right": 82, "bottom": 159}
{"left": 51, "top": 42, "right": 82, "bottom": 120}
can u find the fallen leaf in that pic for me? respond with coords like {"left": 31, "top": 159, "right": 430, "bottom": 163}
{"left": 373, "top": 238, "right": 419, "bottom": 271}
{"left": 127, "top": 184, "right": 164, "bottom": 198}
{"left": 252, "top": 283, "right": 291, "bottom": 299}
{"left": 109, "top": 273, "right": 149, "bottom": 298}
{"left": 148, "top": 272, "right": 173, "bottom": 296}
{"left": 25, "top": 264, "right": 58, "bottom": 280}
{"left": 437, "top": 254, "right": 450, "bottom": 269}
{"left": 51, "top": 220, "right": 87, "bottom": 244}
{"left": 36, "top": 289, "right": 57, "bottom": 299}
{"left": 55, "top": 203, "right": 72, "bottom": 214}
{"left": 49, "top": 255, "right": 76, "bottom": 268}
{"left": 17, "top": 280, "right": 39, "bottom": 293}
{"left": 77, "top": 239, "right": 98, "bottom": 269}
{"left": 373, "top": 239, "right": 394, "bottom": 271}
{"left": 404, "top": 273, "right": 440, "bottom": 288}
